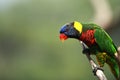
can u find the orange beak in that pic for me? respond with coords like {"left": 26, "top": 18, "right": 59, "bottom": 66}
{"left": 59, "top": 34, "right": 68, "bottom": 42}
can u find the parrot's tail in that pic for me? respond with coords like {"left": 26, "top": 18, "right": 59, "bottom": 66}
{"left": 106, "top": 56, "right": 120, "bottom": 80}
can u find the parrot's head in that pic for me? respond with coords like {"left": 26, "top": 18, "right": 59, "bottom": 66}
{"left": 59, "top": 21, "right": 82, "bottom": 41}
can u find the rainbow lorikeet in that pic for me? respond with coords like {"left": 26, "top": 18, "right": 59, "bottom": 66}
{"left": 59, "top": 21, "right": 120, "bottom": 80}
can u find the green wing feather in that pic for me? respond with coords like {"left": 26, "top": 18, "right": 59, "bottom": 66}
{"left": 94, "top": 28, "right": 117, "bottom": 56}
{"left": 94, "top": 27, "right": 120, "bottom": 79}
{"left": 83, "top": 23, "right": 117, "bottom": 55}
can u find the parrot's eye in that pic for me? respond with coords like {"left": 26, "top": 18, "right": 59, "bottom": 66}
{"left": 66, "top": 24, "right": 69, "bottom": 26}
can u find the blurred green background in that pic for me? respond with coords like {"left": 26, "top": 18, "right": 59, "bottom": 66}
{"left": 0, "top": 0, "right": 120, "bottom": 80}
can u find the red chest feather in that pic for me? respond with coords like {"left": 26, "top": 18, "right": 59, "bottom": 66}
{"left": 79, "top": 30, "right": 96, "bottom": 46}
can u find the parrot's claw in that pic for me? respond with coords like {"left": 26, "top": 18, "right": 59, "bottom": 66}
{"left": 93, "top": 67, "right": 104, "bottom": 76}
{"left": 82, "top": 48, "right": 90, "bottom": 54}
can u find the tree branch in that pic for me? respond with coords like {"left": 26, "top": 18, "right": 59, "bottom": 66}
{"left": 116, "top": 47, "right": 120, "bottom": 62}
{"left": 90, "top": 0, "right": 113, "bottom": 29}
{"left": 80, "top": 41, "right": 107, "bottom": 80}
{"left": 115, "top": 47, "right": 120, "bottom": 70}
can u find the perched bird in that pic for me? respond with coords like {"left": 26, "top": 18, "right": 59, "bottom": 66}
{"left": 59, "top": 21, "right": 120, "bottom": 80}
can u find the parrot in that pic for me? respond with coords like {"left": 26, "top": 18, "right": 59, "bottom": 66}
{"left": 59, "top": 21, "right": 120, "bottom": 80}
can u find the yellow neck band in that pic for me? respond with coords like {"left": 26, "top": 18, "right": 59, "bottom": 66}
{"left": 74, "top": 21, "right": 82, "bottom": 33}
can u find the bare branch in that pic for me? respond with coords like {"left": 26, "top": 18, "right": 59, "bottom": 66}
{"left": 117, "top": 47, "right": 120, "bottom": 62}
{"left": 115, "top": 47, "right": 120, "bottom": 70}
{"left": 81, "top": 41, "right": 107, "bottom": 80}
{"left": 90, "top": 0, "right": 113, "bottom": 29}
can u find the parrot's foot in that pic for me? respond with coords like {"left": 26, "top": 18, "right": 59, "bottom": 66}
{"left": 96, "top": 52, "right": 106, "bottom": 67}
{"left": 82, "top": 48, "right": 90, "bottom": 54}
{"left": 93, "top": 67, "right": 104, "bottom": 76}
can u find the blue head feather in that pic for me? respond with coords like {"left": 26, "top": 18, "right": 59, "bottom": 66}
{"left": 60, "top": 25, "right": 67, "bottom": 33}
